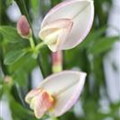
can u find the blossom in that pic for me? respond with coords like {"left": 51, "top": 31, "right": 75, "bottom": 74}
{"left": 39, "top": 0, "right": 94, "bottom": 52}
{"left": 17, "top": 15, "right": 32, "bottom": 39}
{"left": 25, "top": 71, "right": 86, "bottom": 119}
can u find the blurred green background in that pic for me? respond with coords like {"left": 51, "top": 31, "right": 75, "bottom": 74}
{"left": 0, "top": 0, "right": 120, "bottom": 120}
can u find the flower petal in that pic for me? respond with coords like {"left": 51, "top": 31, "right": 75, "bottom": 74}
{"left": 38, "top": 71, "right": 87, "bottom": 117}
{"left": 40, "top": 0, "right": 94, "bottom": 51}
{"left": 34, "top": 91, "right": 54, "bottom": 119}
{"left": 39, "top": 19, "right": 73, "bottom": 52}
{"left": 34, "top": 94, "right": 45, "bottom": 119}
{"left": 25, "top": 88, "right": 41, "bottom": 104}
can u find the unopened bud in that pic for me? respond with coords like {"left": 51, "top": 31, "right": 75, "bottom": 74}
{"left": 4, "top": 76, "right": 13, "bottom": 86}
{"left": 17, "top": 15, "right": 32, "bottom": 39}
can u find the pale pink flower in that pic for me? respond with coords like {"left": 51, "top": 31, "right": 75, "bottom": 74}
{"left": 25, "top": 71, "right": 86, "bottom": 119}
{"left": 39, "top": 0, "right": 94, "bottom": 52}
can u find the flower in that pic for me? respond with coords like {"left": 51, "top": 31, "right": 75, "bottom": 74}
{"left": 25, "top": 71, "right": 86, "bottom": 119}
{"left": 17, "top": 15, "right": 32, "bottom": 39}
{"left": 39, "top": 0, "right": 94, "bottom": 52}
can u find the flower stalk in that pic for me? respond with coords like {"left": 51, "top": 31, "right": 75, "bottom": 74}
{"left": 52, "top": 51, "right": 63, "bottom": 73}
{"left": 29, "top": 37, "right": 35, "bottom": 50}
{"left": 15, "top": 0, "right": 45, "bottom": 77}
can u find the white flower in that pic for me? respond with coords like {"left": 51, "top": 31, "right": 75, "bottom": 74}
{"left": 39, "top": 0, "right": 94, "bottom": 52}
{"left": 25, "top": 71, "right": 86, "bottom": 119}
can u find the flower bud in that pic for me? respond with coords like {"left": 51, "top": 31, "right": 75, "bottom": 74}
{"left": 4, "top": 76, "right": 13, "bottom": 87}
{"left": 17, "top": 15, "right": 32, "bottom": 39}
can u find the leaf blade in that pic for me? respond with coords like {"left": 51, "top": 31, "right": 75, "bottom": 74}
{"left": 4, "top": 49, "right": 28, "bottom": 65}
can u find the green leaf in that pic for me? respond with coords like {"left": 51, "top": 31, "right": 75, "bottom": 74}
{"left": 10, "top": 54, "right": 37, "bottom": 86}
{"left": 10, "top": 98, "right": 36, "bottom": 120}
{"left": 88, "top": 36, "right": 120, "bottom": 54}
{"left": 0, "top": 26, "right": 26, "bottom": 43}
{"left": 77, "top": 26, "right": 107, "bottom": 49}
{"left": 9, "top": 96, "right": 46, "bottom": 120}
{"left": 6, "top": 0, "right": 13, "bottom": 6}
{"left": 0, "top": 117, "right": 4, "bottom": 120}
{"left": 31, "top": 0, "right": 39, "bottom": 13}
{"left": 4, "top": 49, "right": 28, "bottom": 65}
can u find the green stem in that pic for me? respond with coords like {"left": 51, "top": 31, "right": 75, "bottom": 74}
{"left": 0, "top": 47, "right": 9, "bottom": 75}
{"left": 35, "top": 42, "right": 46, "bottom": 51}
{"left": 51, "top": 117, "right": 59, "bottom": 120}
{"left": 0, "top": 46, "right": 25, "bottom": 106}
{"left": 15, "top": 0, "right": 45, "bottom": 77}
{"left": 14, "top": 0, "right": 30, "bottom": 23}
{"left": 29, "top": 37, "right": 35, "bottom": 49}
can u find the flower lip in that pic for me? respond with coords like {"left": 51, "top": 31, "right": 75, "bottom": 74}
{"left": 25, "top": 89, "right": 55, "bottom": 119}
{"left": 39, "top": 19, "right": 73, "bottom": 52}
{"left": 25, "top": 88, "right": 41, "bottom": 104}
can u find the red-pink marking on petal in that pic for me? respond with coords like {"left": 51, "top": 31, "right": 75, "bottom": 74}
{"left": 34, "top": 90, "right": 54, "bottom": 119}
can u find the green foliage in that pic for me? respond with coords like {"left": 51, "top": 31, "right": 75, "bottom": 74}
{"left": 88, "top": 36, "right": 119, "bottom": 54}
{"left": 0, "top": 0, "right": 119, "bottom": 120}
{"left": 0, "top": 26, "right": 26, "bottom": 43}
{"left": 4, "top": 49, "right": 28, "bottom": 65}
{"left": 6, "top": 0, "right": 13, "bottom": 6}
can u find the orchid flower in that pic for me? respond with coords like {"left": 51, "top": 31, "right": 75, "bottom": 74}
{"left": 25, "top": 71, "right": 86, "bottom": 119}
{"left": 39, "top": 0, "right": 94, "bottom": 52}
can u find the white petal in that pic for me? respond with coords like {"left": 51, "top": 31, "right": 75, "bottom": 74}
{"left": 38, "top": 71, "right": 87, "bottom": 117}
{"left": 41, "top": 0, "right": 94, "bottom": 50}
{"left": 39, "top": 19, "right": 73, "bottom": 52}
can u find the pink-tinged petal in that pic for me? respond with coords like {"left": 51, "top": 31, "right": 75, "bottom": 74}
{"left": 25, "top": 88, "right": 41, "bottom": 104}
{"left": 40, "top": 0, "right": 94, "bottom": 51}
{"left": 34, "top": 94, "right": 45, "bottom": 119}
{"left": 39, "top": 19, "right": 73, "bottom": 52}
{"left": 34, "top": 91, "right": 54, "bottom": 119}
{"left": 38, "top": 71, "right": 87, "bottom": 117}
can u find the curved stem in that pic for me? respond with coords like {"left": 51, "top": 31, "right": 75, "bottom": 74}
{"left": 51, "top": 117, "right": 59, "bottom": 120}
{"left": 52, "top": 51, "right": 63, "bottom": 73}
{"left": 29, "top": 37, "right": 35, "bottom": 49}
{"left": 15, "top": 0, "right": 45, "bottom": 77}
{"left": 0, "top": 46, "right": 25, "bottom": 106}
{"left": 35, "top": 42, "right": 46, "bottom": 51}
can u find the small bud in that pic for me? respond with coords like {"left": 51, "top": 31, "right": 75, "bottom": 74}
{"left": 4, "top": 76, "right": 13, "bottom": 87}
{"left": 17, "top": 15, "right": 32, "bottom": 39}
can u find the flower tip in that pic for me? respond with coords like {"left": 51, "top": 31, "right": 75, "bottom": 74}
{"left": 17, "top": 15, "right": 32, "bottom": 39}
